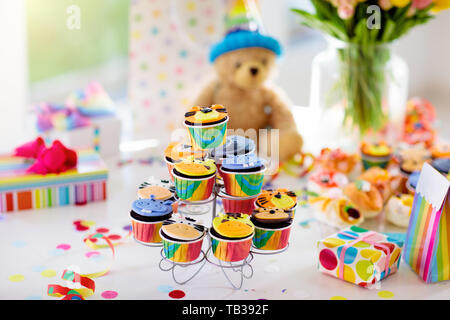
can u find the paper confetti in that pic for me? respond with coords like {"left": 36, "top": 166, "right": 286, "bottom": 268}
{"left": 41, "top": 269, "right": 57, "bottom": 278}
{"left": 169, "top": 290, "right": 186, "bottom": 299}
{"left": 8, "top": 274, "right": 25, "bottom": 282}
{"left": 377, "top": 290, "right": 395, "bottom": 299}
{"left": 330, "top": 296, "right": 347, "bottom": 300}
{"left": 56, "top": 244, "right": 71, "bottom": 251}
{"left": 101, "top": 290, "right": 118, "bottom": 299}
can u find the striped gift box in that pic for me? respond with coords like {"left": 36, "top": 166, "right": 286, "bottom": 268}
{"left": 0, "top": 148, "right": 108, "bottom": 213}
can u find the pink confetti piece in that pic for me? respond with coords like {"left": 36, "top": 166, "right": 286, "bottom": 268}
{"left": 56, "top": 244, "right": 71, "bottom": 251}
{"left": 85, "top": 251, "right": 101, "bottom": 259}
{"left": 101, "top": 290, "right": 118, "bottom": 299}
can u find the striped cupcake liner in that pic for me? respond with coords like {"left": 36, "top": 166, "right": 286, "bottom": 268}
{"left": 220, "top": 168, "right": 265, "bottom": 197}
{"left": 361, "top": 153, "right": 391, "bottom": 170}
{"left": 172, "top": 169, "right": 216, "bottom": 201}
{"left": 252, "top": 223, "right": 292, "bottom": 251}
{"left": 160, "top": 230, "right": 206, "bottom": 264}
{"left": 209, "top": 229, "right": 253, "bottom": 262}
{"left": 185, "top": 120, "right": 228, "bottom": 150}
{"left": 130, "top": 215, "right": 164, "bottom": 244}
{"left": 164, "top": 159, "right": 175, "bottom": 182}
{"left": 218, "top": 189, "right": 258, "bottom": 215}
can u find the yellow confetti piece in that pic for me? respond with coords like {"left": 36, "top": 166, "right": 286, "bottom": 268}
{"left": 186, "top": 1, "right": 196, "bottom": 11}
{"left": 41, "top": 269, "right": 57, "bottom": 278}
{"left": 8, "top": 274, "right": 25, "bottom": 282}
{"left": 158, "top": 73, "right": 167, "bottom": 81}
{"left": 330, "top": 296, "right": 347, "bottom": 300}
{"left": 377, "top": 290, "right": 394, "bottom": 299}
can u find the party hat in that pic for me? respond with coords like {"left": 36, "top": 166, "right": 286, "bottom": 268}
{"left": 210, "top": 0, "right": 282, "bottom": 62}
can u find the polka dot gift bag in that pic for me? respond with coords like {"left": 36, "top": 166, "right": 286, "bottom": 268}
{"left": 129, "top": 0, "right": 226, "bottom": 145}
{"left": 317, "top": 226, "right": 404, "bottom": 288}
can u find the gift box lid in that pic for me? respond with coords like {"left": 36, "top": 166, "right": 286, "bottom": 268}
{"left": 0, "top": 148, "right": 108, "bottom": 191}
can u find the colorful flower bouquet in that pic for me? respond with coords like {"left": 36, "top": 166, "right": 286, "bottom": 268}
{"left": 292, "top": 0, "right": 449, "bottom": 136}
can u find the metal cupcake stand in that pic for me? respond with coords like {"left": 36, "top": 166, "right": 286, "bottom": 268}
{"left": 155, "top": 182, "right": 290, "bottom": 290}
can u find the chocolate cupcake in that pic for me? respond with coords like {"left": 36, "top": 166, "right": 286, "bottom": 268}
{"left": 251, "top": 208, "right": 293, "bottom": 251}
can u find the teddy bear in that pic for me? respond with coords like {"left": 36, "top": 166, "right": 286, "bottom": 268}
{"left": 194, "top": 0, "right": 303, "bottom": 163}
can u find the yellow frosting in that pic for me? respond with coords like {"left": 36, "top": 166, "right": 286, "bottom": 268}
{"left": 213, "top": 213, "right": 254, "bottom": 238}
{"left": 174, "top": 158, "right": 216, "bottom": 176}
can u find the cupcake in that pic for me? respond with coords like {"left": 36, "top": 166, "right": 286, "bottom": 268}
{"left": 255, "top": 189, "right": 298, "bottom": 217}
{"left": 432, "top": 158, "right": 450, "bottom": 176}
{"left": 210, "top": 135, "right": 256, "bottom": 172}
{"left": 406, "top": 171, "right": 420, "bottom": 194}
{"left": 172, "top": 158, "right": 217, "bottom": 201}
{"left": 316, "top": 148, "right": 359, "bottom": 175}
{"left": 309, "top": 196, "right": 363, "bottom": 228}
{"left": 307, "top": 169, "right": 348, "bottom": 197}
{"left": 360, "top": 141, "right": 392, "bottom": 170}
{"left": 209, "top": 213, "right": 254, "bottom": 262}
{"left": 386, "top": 193, "right": 414, "bottom": 228}
{"left": 359, "top": 167, "right": 402, "bottom": 203}
{"left": 218, "top": 188, "right": 258, "bottom": 215}
{"left": 164, "top": 142, "right": 207, "bottom": 181}
{"left": 220, "top": 154, "right": 266, "bottom": 197}
{"left": 130, "top": 196, "right": 174, "bottom": 245}
{"left": 343, "top": 180, "right": 384, "bottom": 219}
{"left": 137, "top": 177, "right": 175, "bottom": 201}
{"left": 184, "top": 105, "right": 229, "bottom": 150}
{"left": 251, "top": 208, "right": 293, "bottom": 251}
{"left": 160, "top": 217, "right": 206, "bottom": 263}
{"left": 398, "top": 147, "right": 431, "bottom": 176}
{"left": 431, "top": 143, "right": 450, "bottom": 159}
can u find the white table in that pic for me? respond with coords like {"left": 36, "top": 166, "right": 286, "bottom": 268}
{"left": 1, "top": 154, "right": 450, "bottom": 301}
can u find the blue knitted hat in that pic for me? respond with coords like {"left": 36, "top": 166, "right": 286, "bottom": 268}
{"left": 209, "top": 0, "right": 282, "bottom": 62}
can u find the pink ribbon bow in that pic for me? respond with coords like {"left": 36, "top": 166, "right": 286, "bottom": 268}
{"left": 338, "top": 231, "right": 392, "bottom": 282}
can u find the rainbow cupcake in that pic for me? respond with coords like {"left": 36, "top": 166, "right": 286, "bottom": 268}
{"left": 210, "top": 213, "right": 254, "bottom": 262}
{"left": 130, "top": 196, "right": 174, "bottom": 245}
{"left": 251, "top": 208, "right": 293, "bottom": 251}
{"left": 218, "top": 188, "right": 258, "bottom": 216}
{"left": 137, "top": 177, "right": 175, "bottom": 201}
{"left": 160, "top": 218, "right": 206, "bottom": 263}
{"left": 172, "top": 158, "right": 216, "bottom": 201}
{"left": 210, "top": 135, "right": 256, "bottom": 172}
{"left": 184, "top": 105, "right": 228, "bottom": 150}
{"left": 164, "top": 142, "right": 207, "bottom": 181}
{"left": 360, "top": 141, "right": 392, "bottom": 170}
{"left": 255, "top": 189, "right": 298, "bottom": 218}
{"left": 220, "top": 154, "right": 266, "bottom": 197}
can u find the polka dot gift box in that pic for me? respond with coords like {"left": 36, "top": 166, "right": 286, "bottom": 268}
{"left": 317, "top": 226, "right": 404, "bottom": 288}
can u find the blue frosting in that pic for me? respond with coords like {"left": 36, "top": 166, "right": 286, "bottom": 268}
{"left": 408, "top": 171, "right": 421, "bottom": 189}
{"left": 132, "top": 197, "right": 173, "bottom": 217}
{"left": 432, "top": 158, "right": 450, "bottom": 175}
{"left": 221, "top": 154, "right": 265, "bottom": 172}
{"left": 211, "top": 135, "right": 255, "bottom": 160}
{"left": 210, "top": 31, "right": 282, "bottom": 63}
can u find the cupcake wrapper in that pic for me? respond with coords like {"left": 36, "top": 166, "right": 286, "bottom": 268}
{"left": 166, "top": 162, "right": 175, "bottom": 182}
{"left": 252, "top": 225, "right": 292, "bottom": 251}
{"left": 210, "top": 232, "right": 253, "bottom": 262}
{"left": 161, "top": 234, "right": 205, "bottom": 263}
{"left": 361, "top": 154, "right": 391, "bottom": 170}
{"left": 186, "top": 121, "right": 228, "bottom": 150}
{"left": 131, "top": 219, "right": 163, "bottom": 244}
{"left": 173, "top": 172, "right": 216, "bottom": 201}
{"left": 222, "top": 196, "right": 257, "bottom": 215}
{"left": 221, "top": 169, "right": 265, "bottom": 197}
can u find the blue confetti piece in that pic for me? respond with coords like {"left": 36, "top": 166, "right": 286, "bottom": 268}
{"left": 12, "top": 240, "right": 27, "bottom": 248}
{"left": 32, "top": 265, "right": 47, "bottom": 273}
{"left": 49, "top": 248, "right": 65, "bottom": 256}
{"left": 158, "top": 285, "right": 174, "bottom": 293}
{"left": 24, "top": 295, "right": 42, "bottom": 300}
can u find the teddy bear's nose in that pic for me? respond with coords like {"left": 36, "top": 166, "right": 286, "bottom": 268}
{"left": 250, "top": 67, "right": 259, "bottom": 76}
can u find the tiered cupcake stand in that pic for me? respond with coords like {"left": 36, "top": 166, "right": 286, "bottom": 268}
{"left": 156, "top": 181, "right": 290, "bottom": 289}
